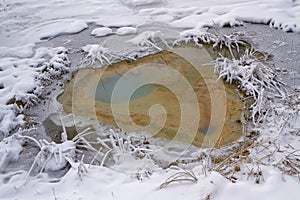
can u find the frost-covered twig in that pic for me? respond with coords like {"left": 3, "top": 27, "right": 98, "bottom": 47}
{"left": 77, "top": 155, "right": 88, "bottom": 181}
{"left": 100, "top": 149, "right": 112, "bottom": 167}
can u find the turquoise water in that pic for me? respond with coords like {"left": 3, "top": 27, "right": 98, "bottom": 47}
{"left": 95, "top": 73, "right": 156, "bottom": 104}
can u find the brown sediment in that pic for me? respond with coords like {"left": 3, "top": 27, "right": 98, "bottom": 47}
{"left": 58, "top": 45, "right": 244, "bottom": 148}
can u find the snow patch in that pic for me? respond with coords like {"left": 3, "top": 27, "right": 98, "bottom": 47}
{"left": 90, "top": 27, "right": 113, "bottom": 37}
{"left": 21, "top": 20, "right": 88, "bottom": 43}
{"left": 116, "top": 27, "right": 137, "bottom": 35}
{"left": 0, "top": 44, "right": 35, "bottom": 58}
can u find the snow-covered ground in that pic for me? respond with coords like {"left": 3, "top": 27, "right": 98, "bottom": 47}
{"left": 0, "top": 0, "right": 300, "bottom": 199}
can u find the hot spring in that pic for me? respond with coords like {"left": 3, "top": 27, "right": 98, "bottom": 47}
{"left": 58, "top": 45, "right": 245, "bottom": 147}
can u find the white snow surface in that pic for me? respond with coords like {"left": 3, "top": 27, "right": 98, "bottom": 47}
{"left": 0, "top": 0, "right": 300, "bottom": 200}
{"left": 116, "top": 27, "right": 138, "bottom": 35}
{"left": 91, "top": 27, "right": 113, "bottom": 37}
{"left": 0, "top": 134, "right": 24, "bottom": 170}
{"left": 0, "top": 164, "right": 298, "bottom": 200}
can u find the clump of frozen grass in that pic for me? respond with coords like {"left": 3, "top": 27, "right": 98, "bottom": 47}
{"left": 214, "top": 49, "right": 286, "bottom": 125}
{"left": 21, "top": 115, "right": 98, "bottom": 181}
{"left": 98, "top": 132, "right": 155, "bottom": 178}
{"left": 81, "top": 44, "right": 135, "bottom": 67}
{"left": 175, "top": 28, "right": 217, "bottom": 46}
{"left": 127, "top": 31, "right": 169, "bottom": 51}
{"left": 95, "top": 129, "right": 153, "bottom": 168}
{"left": 22, "top": 131, "right": 92, "bottom": 181}
{"left": 37, "top": 47, "right": 70, "bottom": 84}
{"left": 176, "top": 28, "right": 247, "bottom": 57}
{"left": 25, "top": 137, "right": 76, "bottom": 175}
{"left": 214, "top": 49, "right": 285, "bottom": 98}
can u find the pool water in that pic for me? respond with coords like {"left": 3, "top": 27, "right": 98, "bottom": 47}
{"left": 95, "top": 73, "right": 157, "bottom": 104}
{"left": 58, "top": 45, "right": 245, "bottom": 148}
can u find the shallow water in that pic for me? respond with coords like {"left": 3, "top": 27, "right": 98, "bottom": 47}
{"left": 58, "top": 45, "right": 244, "bottom": 147}
{"left": 95, "top": 73, "right": 157, "bottom": 103}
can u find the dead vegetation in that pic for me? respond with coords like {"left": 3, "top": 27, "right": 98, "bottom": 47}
{"left": 159, "top": 171, "right": 198, "bottom": 189}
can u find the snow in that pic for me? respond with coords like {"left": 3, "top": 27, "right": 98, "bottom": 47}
{"left": 121, "top": 0, "right": 164, "bottom": 7}
{"left": 0, "top": 47, "right": 69, "bottom": 135}
{"left": 0, "top": 0, "right": 300, "bottom": 199}
{"left": 0, "top": 44, "right": 35, "bottom": 58}
{"left": 116, "top": 27, "right": 137, "bottom": 35}
{"left": 21, "top": 20, "right": 88, "bottom": 43}
{"left": 0, "top": 133, "right": 24, "bottom": 169}
{"left": 91, "top": 27, "right": 113, "bottom": 37}
{"left": 0, "top": 163, "right": 298, "bottom": 200}
{"left": 215, "top": 166, "right": 300, "bottom": 200}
